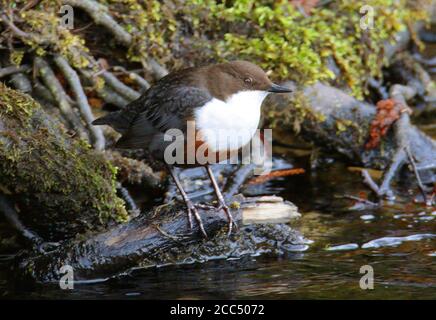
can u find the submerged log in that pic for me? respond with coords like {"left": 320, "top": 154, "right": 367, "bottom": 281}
{"left": 18, "top": 195, "right": 303, "bottom": 283}
{"left": 0, "top": 84, "right": 128, "bottom": 241}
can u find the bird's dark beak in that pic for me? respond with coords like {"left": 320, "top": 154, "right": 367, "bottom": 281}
{"left": 268, "top": 83, "right": 293, "bottom": 93}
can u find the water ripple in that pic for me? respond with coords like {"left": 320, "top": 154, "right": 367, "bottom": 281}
{"left": 362, "top": 234, "right": 436, "bottom": 249}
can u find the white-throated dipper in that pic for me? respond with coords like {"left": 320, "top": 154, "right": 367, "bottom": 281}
{"left": 93, "top": 60, "right": 292, "bottom": 237}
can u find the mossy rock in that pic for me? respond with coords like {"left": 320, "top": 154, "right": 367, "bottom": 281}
{"left": 0, "top": 84, "right": 128, "bottom": 241}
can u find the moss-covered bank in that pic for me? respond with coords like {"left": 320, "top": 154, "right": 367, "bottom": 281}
{"left": 0, "top": 84, "right": 127, "bottom": 241}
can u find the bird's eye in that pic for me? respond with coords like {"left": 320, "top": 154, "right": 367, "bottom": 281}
{"left": 244, "top": 77, "right": 253, "bottom": 85}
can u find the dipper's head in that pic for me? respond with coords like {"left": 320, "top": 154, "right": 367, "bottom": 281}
{"left": 205, "top": 60, "right": 292, "bottom": 100}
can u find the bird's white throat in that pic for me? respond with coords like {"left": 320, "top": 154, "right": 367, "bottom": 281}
{"left": 195, "top": 90, "right": 268, "bottom": 151}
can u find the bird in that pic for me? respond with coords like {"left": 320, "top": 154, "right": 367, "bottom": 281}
{"left": 92, "top": 60, "right": 292, "bottom": 238}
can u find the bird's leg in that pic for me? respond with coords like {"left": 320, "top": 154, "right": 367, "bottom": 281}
{"left": 205, "top": 165, "right": 238, "bottom": 235}
{"left": 167, "top": 165, "right": 208, "bottom": 238}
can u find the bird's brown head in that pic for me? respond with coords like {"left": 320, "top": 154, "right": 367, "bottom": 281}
{"left": 204, "top": 60, "right": 292, "bottom": 101}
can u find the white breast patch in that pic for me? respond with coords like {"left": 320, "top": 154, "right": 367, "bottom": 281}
{"left": 195, "top": 90, "right": 268, "bottom": 152}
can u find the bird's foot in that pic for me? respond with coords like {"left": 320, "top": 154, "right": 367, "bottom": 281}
{"left": 212, "top": 203, "right": 237, "bottom": 236}
{"left": 195, "top": 203, "right": 237, "bottom": 235}
{"left": 222, "top": 204, "right": 238, "bottom": 236}
{"left": 186, "top": 200, "right": 208, "bottom": 239}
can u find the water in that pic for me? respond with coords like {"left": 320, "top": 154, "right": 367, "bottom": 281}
{"left": 0, "top": 156, "right": 434, "bottom": 299}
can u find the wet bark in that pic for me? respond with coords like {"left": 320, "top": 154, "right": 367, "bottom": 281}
{"left": 18, "top": 195, "right": 303, "bottom": 283}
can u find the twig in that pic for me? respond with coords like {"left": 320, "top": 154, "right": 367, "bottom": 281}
{"left": 405, "top": 146, "right": 428, "bottom": 204}
{"left": 361, "top": 169, "right": 381, "bottom": 196}
{"left": 54, "top": 55, "right": 106, "bottom": 150}
{"left": 361, "top": 84, "right": 417, "bottom": 200}
{"left": 116, "top": 183, "right": 139, "bottom": 215}
{"left": 9, "top": 72, "right": 32, "bottom": 93}
{"left": 79, "top": 51, "right": 139, "bottom": 103}
{"left": 101, "top": 71, "right": 140, "bottom": 102}
{"left": 63, "top": 0, "right": 132, "bottom": 46}
{"left": 0, "top": 193, "right": 42, "bottom": 244}
{"left": 0, "top": 13, "right": 31, "bottom": 38}
{"left": 34, "top": 57, "right": 89, "bottom": 140}
{"left": 378, "top": 147, "right": 406, "bottom": 198}
{"left": 20, "top": 0, "right": 41, "bottom": 12}
{"left": 32, "top": 78, "right": 55, "bottom": 104}
{"left": 0, "top": 64, "right": 30, "bottom": 78}
{"left": 339, "top": 194, "right": 379, "bottom": 207}
{"left": 113, "top": 66, "right": 150, "bottom": 92}
{"left": 79, "top": 68, "right": 130, "bottom": 108}
{"left": 412, "top": 52, "right": 436, "bottom": 67}
{"left": 99, "top": 86, "right": 130, "bottom": 108}
{"left": 367, "top": 77, "right": 389, "bottom": 99}
{"left": 147, "top": 58, "right": 168, "bottom": 79}
{"left": 64, "top": 0, "right": 168, "bottom": 79}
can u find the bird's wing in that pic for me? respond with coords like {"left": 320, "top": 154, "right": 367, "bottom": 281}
{"left": 115, "top": 85, "right": 212, "bottom": 149}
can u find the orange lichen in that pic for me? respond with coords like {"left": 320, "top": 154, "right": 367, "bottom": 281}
{"left": 365, "top": 99, "right": 409, "bottom": 150}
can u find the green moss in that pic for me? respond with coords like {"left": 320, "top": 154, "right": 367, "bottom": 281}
{"left": 106, "top": 0, "right": 427, "bottom": 99}
{"left": 5, "top": 0, "right": 427, "bottom": 99}
{"left": 0, "top": 84, "right": 128, "bottom": 239}
{"left": 188, "top": 0, "right": 427, "bottom": 99}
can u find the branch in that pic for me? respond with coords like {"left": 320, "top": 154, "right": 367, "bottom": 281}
{"left": 34, "top": 57, "right": 89, "bottom": 140}
{"left": 9, "top": 72, "right": 32, "bottom": 93}
{"left": 0, "top": 64, "right": 30, "bottom": 78}
{"left": 54, "top": 55, "right": 106, "bottom": 150}
{"left": 0, "top": 13, "right": 31, "bottom": 38}
{"left": 64, "top": 0, "right": 168, "bottom": 79}
{"left": 113, "top": 66, "right": 151, "bottom": 93}
{"left": 0, "top": 193, "right": 42, "bottom": 244}
{"left": 62, "top": 0, "right": 132, "bottom": 46}
{"left": 101, "top": 71, "right": 140, "bottom": 102}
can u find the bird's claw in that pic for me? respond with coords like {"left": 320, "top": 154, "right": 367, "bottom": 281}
{"left": 221, "top": 204, "right": 238, "bottom": 236}
{"left": 186, "top": 201, "right": 208, "bottom": 239}
{"left": 195, "top": 203, "right": 237, "bottom": 236}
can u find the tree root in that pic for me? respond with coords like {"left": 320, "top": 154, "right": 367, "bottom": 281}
{"left": 0, "top": 64, "right": 30, "bottom": 78}
{"left": 34, "top": 57, "right": 89, "bottom": 141}
{"left": 64, "top": 0, "right": 168, "bottom": 79}
{"left": 54, "top": 55, "right": 106, "bottom": 150}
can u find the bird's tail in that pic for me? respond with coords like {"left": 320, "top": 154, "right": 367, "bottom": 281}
{"left": 92, "top": 111, "right": 129, "bottom": 134}
{"left": 92, "top": 113, "right": 116, "bottom": 126}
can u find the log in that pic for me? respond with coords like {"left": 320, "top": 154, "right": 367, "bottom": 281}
{"left": 0, "top": 84, "right": 128, "bottom": 241}
{"left": 17, "top": 195, "right": 303, "bottom": 283}
{"left": 265, "top": 82, "right": 436, "bottom": 174}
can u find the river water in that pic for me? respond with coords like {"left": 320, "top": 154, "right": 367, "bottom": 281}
{"left": 0, "top": 148, "right": 434, "bottom": 299}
